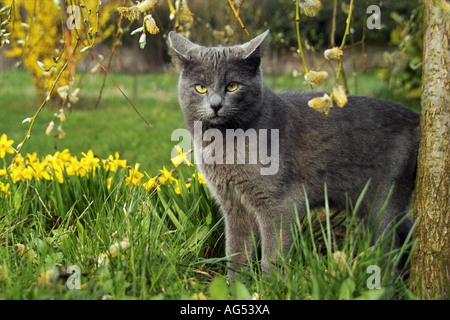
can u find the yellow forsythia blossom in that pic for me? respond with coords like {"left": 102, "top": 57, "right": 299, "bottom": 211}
{"left": 5, "top": 0, "right": 116, "bottom": 100}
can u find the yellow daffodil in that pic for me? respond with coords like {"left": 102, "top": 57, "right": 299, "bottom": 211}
{"left": 174, "top": 180, "right": 191, "bottom": 195}
{"left": 10, "top": 164, "right": 26, "bottom": 183}
{"left": 126, "top": 163, "right": 144, "bottom": 187}
{"left": 193, "top": 172, "right": 206, "bottom": 185}
{"left": 80, "top": 150, "right": 101, "bottom": 174}
{"left": 50, "top": 164, "right": 64, "bottom": 184}
{"left": 0, "top": 181, "right": 10, "bottom": 198}
{"left": 143, "top": 172, "right": 160, "bottom": 192}
{"left": 171, "top": 145, "right": 193, "bottom": 167}
{"left": 106, "top": 177, "right": 113, "bottom": 190}
{"left": 0, "top": 134, "right": 15, "bottom": 158}
{"left": 104, "top": 152, "right": 127, "bottom": 172}
{"left": 68, "top": 157, "right": 86, "bottom": 177}
{"left": 158, "top": 166, "right": 177, "bottom": 184}
{"left": 0, "top": 135, "right": 206, "bottom": 198}
{"left": 24, "top": 152, "right": 39, "bottom": 166}
{"left": 33, "top": 161, "right": 52, "bottom": 181}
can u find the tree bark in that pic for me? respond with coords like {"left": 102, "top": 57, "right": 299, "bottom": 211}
{"left": 411, "top": 0, "right": 450, "bottom": 299}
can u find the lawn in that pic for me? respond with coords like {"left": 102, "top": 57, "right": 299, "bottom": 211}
{"left": 0, "top": 67, "right": 420, "bottom": 301}
{"left": 0, "top": 69, "right": 184, "bottom": 173}
{"left": 0, "top": 68, "right": 420, "bottom": 172}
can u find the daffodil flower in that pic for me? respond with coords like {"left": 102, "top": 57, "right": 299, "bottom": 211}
{"left": 126, "top": 163, "right": 144, "bottom": 187}
{"left": 193, "top": 172, "right": 206, "bottom": 185}
{"left": 104, "top": 152, "right": 127, "bottom": 172}
{"left": 174, "top": 180, "right": 191, "bottom": 195}
{"left": 143, "top": 172, "right": 160, "bottom": 192}
{"left": 171, "top": 145, "right": 193, "bottom": 167}
{"left": 0, "top": 181, "right": 10, "bottom": 198}
{"left": 80, "top": 150, "right": 101, "bottom": 173}
{"left": 158, "top": 166, "right": 177, "bottom": 184}
{"left": 0, "top": 133, "right": 15, "bottom": 158}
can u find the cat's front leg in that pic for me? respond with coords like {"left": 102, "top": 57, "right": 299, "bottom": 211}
{"left": 257, "top": 208, "right": 295, "bottom": 276}
{"left": 221, "top": 200, "right": 259, "bottom": 279}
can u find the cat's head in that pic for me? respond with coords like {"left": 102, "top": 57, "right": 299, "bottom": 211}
{"left": 168, "top": 30, "right": 270, "bottom": 128}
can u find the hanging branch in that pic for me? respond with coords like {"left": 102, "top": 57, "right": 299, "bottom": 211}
{"left": 95, "top": 0, "right": 128, "bottom": 109}
{"left": 295, "top": 0, "right": 309, "bottom": 74}
{"left": 335, "top": 0, "right": 354, "bottom": 90}
{"left": 330, "top": 0, "right": 337, "bottom": 47}
{"left": 10, "top": 60, "right": 69, "bottom": 168}
{"left": 361, "top": 0, "right": 370, "bottom": 73}
{"left": 227, "top": 0, "right": 249, "bottom": 36}
{"left": 79, "top": 37, "right": 153, "bottom": 128}
{"left": 60, "top": 0, "right": 75, "bottom": 84}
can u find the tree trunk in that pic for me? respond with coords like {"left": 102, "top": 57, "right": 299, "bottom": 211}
{"left": 410, "top": 0, "right": 450, "bottom": 299}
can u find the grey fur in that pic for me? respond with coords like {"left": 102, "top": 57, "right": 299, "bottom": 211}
{"left": 168, "top": 30, "right": 419, "bottom": 276}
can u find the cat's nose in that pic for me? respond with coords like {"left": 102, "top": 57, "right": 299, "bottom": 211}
{"left": 209, "top": 94, "right": 223, "bottom": 114}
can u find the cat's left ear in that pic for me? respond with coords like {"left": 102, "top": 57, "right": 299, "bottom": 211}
{"left": 241, "top": 30, "right": 270, "bottom": 60}
{"left": 167, "top": 31, "right": 201, "bottom": 63}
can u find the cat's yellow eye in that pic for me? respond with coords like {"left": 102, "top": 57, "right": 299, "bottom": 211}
{"left": 226, "top": 82, "right": 238, "bottom": 92}
{"left": 195, "top": 85, "right": 208, "bottom": 94}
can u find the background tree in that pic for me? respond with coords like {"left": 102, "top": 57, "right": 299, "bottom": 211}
{"left": 411, "top": 0, "right": 449, "bottom": 299}
{"left": 4, "top": 0, "right": 117, "bottom": 101}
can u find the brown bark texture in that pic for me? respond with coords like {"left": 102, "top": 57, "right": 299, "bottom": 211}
{"left": 411, "top": 0, "right": 450, "bottom": 299}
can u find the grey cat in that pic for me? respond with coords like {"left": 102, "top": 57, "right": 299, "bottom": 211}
{"left": 168, "top": 30, "right": 419, "bottom": 277}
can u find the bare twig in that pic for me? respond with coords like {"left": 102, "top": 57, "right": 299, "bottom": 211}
{"left": 362, "top": 0, "right": 369, "bottom": 73}
{"left": 336, "top": 0, "right": 354, "bottom": 90}
{"left": 10, "top": 60, "right": 69, "bottom": 168}
{"left": 227, "top": 0, "right": 249, "bottom": 36}
{"left": 330, "top": 0, "right": 337, "bottom": 47}
{"left": 295, "top": 0, "right": 309, "bottom": 74}
{"left": 79, "top": 38, "right": 153, "bottom": 128}
{"left": 95, "top": 0, "right": 128, "bottom": 109}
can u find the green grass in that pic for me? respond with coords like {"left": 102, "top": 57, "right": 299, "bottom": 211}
{"left": 0, "top": 69, "right": 184, "bottom": 173}
{"left": 0, "top": 67, "right": 420, "bottom": 300}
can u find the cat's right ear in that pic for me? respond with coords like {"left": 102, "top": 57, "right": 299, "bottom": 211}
{"left": 168, "top": 31, "right": 200, "bottom": 63}
{"left": 241, "top": 29, "right": 270, "bottom": 60}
